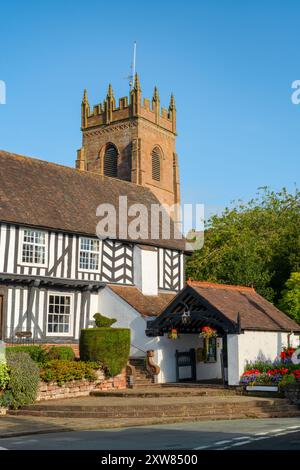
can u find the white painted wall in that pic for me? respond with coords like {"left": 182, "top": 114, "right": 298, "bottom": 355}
{"left": 227, "top": 331, "right": 300, "bottom": 385}
{"left": 97, "top": 287, "right": 158, "bottom": 356}
{"left": 227, "top": 334, "right": 239, "bottom": 386}
{"left": 133, "top": 246, "right": 158, "bottom": 295}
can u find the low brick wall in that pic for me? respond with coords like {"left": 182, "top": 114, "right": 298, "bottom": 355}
{"left": 37, "top": 368, "right": 127, "bottom": 401}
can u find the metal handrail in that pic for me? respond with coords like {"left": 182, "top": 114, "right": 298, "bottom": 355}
{"left": 130, "top": 343, "right": 147, "bottom": 354}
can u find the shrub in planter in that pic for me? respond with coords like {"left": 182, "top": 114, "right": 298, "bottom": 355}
{"left": 5, "top": 345, "right": 48, "bottom": 364}
{"left": 4, "top": 351, "right": 39, "bottom": 409}
{"left": 40, "top": 360, "right": 98, "bottom": 385}
{"left": 80, "top": 327, "right": 130, "bottom": 377}
{"left": 47, "top": 346, "right": 75, "bottom": 361}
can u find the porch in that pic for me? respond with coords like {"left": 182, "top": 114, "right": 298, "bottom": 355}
{"left": 146, "top": 283, "right": 239, "bottom": 385}
{"left": 146, "top": 280, "right": 300, "bottom": 386}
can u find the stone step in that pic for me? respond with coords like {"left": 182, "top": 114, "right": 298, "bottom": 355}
{"left": 9, "top": 399, "right": 300, "bottom": 420}
{"left": 88, "top": 388, "right": 272, "bottom": 398}
{"left": 9, "top": 408, "right": 300, "bottom": 420}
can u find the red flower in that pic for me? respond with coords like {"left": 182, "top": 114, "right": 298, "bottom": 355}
{"left": 242, "top": 369, "right": 260, "bottom": 376}
{"left": 280, "top": 351, "right": 287, "bottom": 359}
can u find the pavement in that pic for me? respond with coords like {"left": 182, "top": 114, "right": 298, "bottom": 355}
{"left": 0, "top": 417, "right": 300, "bottom": 450}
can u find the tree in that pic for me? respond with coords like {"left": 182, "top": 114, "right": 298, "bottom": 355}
{"left": 278, "top": 273, "right": 300, "bottom": 323}
{"left": 186, "top": 187, "right": 300, "bottom": 302}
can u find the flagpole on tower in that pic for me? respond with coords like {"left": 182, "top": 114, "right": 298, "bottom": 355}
{"left": 129, "top": 41, "right": 137, "bottom": 91}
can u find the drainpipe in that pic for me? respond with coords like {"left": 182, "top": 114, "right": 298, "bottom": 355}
{"left": 287, "top": 330, "right": 293, "bottom": 348}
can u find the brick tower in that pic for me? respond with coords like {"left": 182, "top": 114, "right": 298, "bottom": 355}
{"left": 76, "top": 75, "right": 180, "bottom": 208}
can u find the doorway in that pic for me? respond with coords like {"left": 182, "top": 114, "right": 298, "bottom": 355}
{"left": 175, "top": 349, "right": 196, "bottom": 382}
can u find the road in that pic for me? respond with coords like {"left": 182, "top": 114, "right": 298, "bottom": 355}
{"left": 0, "top": 418, "right": 300, "bottom": 450}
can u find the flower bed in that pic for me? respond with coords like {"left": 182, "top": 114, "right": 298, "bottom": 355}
{"left": 241, "top": 361, "right": 300, "bottom": 391}
{"left": 241, "top": 367, "right": 291, "bottom": 387}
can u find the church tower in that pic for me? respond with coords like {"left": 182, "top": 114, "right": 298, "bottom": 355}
{"left": 76, "top": 75, "right": 180, "bottom": 208}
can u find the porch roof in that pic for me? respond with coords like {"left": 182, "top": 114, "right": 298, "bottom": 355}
{"left": 107, "top": 284, "right": 176, "bottom": 317}
{"left": 146, "top": 281, "right": 300, "bottom": 336}
{"left": 0, "top": 273, "right": 105, "bottom": 291}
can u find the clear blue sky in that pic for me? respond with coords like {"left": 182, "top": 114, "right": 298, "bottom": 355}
{"left": 1, "top": 0, "right": 300, "bottom": 216}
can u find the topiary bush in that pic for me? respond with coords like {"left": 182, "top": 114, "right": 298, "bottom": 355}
{"left": 40, "top": 360, "right": 98, "bottom": 385}
{"left": 93, "top": 313, "right": 117, "bottom": 328}
{"left": 5, "top": 345, "right": 48, "bottom": 364}
{"left": 4, "top": 351, "right": 40, "bottom": 409}
{"left": 47, "top": 346, "right": 75, "bottom": 362}
{"left": 80, "top": 328, "right": 130, "bottom": 377}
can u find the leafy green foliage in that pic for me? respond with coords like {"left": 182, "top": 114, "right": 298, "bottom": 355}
{"left": 80, "top": 328, "right": 130, "bottom": 377}
{"left": 4, "top": 351, "right": 39, "bottom": 409}
{"left": 244, "top": 360, "right": 274, "bottom": 373}
{"left": 278, "top": 272, "right": 300, "bottom": 323}
{"left": 46, "top": 346, "right": 75, "bottom": 362}
{"left": 5, "top": 345, "right": 48, "bottom": 364}
{"left": 93, "top": 313, "right": 117, "bottom": 328}
{"left": 0, "top": 362, "right": 10, "bottom": 390}
{"left": 279, "top": 373, "right": 296, "bottom": 389}
{"left": 187, "top": 188, "right": 300, "bottom": 302}
{"left": 40, "top": 360, "right": 98, "bottom": 385}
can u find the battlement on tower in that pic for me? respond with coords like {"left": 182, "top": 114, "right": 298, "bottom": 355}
{"left": 81, "top": 74, "right": 176, "bottom": 135}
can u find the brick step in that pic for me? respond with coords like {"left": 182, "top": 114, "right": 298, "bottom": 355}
{"left": 17, "top": 397, "right": 295, "bottom": 411}
{"left": 90, "top": 389, "right": 238, "bottom": 398}
{"left": 133, "top": 376, "right": 154, "bottom": 381}
{"left": 9, "top": 400, "right": 300, "bottom": 419}
{"left": 9, "top": 408, "right": 300, "bottom": 420}
{"left": 134, "top": 380, "right": 154, "bottom": 384}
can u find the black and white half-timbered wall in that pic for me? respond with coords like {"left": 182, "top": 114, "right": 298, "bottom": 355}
{"left": 0, "top": 221, "right": 184, "bottom": 344}
{"left": 0, "top": 151, "right": 185, "bottom": 346}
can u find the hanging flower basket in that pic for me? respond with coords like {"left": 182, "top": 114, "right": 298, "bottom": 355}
{"left": 168, "top": 328, "right": 178, "bottom": 340}
{"left": 200, "top": 326, "right": 217, "bottom": 339}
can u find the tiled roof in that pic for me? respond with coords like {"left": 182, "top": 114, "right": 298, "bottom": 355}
{"left": 108, "top": 284, "right": 176, "bottom": 317}
{"left": 0, "top": 150, "right": 185, "bottom": 251}
{"left": 187, "top": 280, "right": 300, "bottom": 332}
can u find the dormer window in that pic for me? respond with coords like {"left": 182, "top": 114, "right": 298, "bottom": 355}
{"left": 151, "top": 147, "right": 161, "bottom": 181}
{"left": 104, "top": 144, "right": 118, "bottom": 178}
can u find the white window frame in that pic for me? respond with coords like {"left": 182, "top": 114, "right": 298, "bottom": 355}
{"left": 46, "top": 291, "right": 74, "bottom": 337}
{"left": 18, "top": 227, "right": 48, "bottom": 268}
{"left": 78, "top": 236, "right": 101, "bottom": 273}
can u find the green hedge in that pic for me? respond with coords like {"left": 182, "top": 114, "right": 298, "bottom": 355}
{"left": 3, "top": 351, "right": 40, "bottom": 409}
{"left": 5, "top": 345, "right": 48, "bottom": 364}
{"left": 47, "top": 346, "right": 75, "bottom": 361}
{"left": 79, "top": 328, "right": 130, "bottom": 377}
{"left": 5, "top": 345, "right": 75, "bottom": 363}
{"left": 40, "top": 360, "right": 98, "bottom": 385}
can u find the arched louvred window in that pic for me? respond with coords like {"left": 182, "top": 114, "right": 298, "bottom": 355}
{"left": 151, "top": 146, "right": 161, "bottom": 181}
{"left": 104, "top": 144, "right": 118, "bottom": 177}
